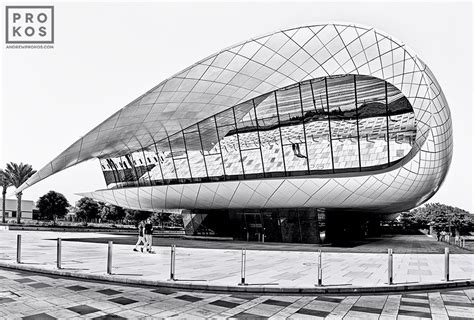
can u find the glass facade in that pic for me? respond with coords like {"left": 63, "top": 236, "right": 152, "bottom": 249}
{"left": 101, "top": 74, "right": 416, "bottom": 188}
{"left": 182, "top": 208, "right": 326, "bottom": 244}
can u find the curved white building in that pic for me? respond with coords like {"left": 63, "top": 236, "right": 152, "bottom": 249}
{"left": 19, "top": 24, "right": 452, "bottom": 242}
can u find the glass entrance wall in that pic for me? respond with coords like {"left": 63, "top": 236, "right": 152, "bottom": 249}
{"left": 100, "top": 74, "right": 416, "bottom": 188}
{"left": 182, "top": 208, "right": 325, "bottom": 244}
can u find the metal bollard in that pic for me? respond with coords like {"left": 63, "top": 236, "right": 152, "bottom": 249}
{"left": 317, "top": 249, "right": 322, "bottom": 286}
{"left": 16, "top": 234, "right": 21, "bottom": 264}
{"left": 262, "top": 233, "right": 265, "bottom": 243}
{"left": 444, "top": 247, "right": 449, "bottom": 281}
{"left": 462, "top": 238, "right": 465, "bottom": 248}
{"left": 170, "top": 245, "right": 176, "bottom": 281}
{"left": 239, "top": 248, "right": 247, "bottom": 285}
{"left": 387, "top": 248, "right": 393, "bottom": 285}
{"left": 107, "top": 241, "right": 113, "bottom": 275}
{"left": 57, "top": 238, "right": 62, "bottom": 269}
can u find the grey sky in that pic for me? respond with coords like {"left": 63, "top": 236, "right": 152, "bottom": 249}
{"left": 1, "top": 1, "right": 472, "bottom": 211}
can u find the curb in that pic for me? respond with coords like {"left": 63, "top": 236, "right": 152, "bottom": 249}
{"left": 1, "top": 261, "right": 473, "bottom": 295}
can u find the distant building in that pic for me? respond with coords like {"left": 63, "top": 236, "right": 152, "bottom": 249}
{"left": 0, "top": 198, "right": 35, "bottom": 220}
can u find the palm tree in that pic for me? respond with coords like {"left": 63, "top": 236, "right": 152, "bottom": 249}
{"left": 5, "top": 163, "right": 36, "bottom": 224}
{"left": 0, "top": 169, "right": 12, "bottom": 223}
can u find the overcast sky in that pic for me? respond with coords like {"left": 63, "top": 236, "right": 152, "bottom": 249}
{"left": 1, "top": 1, "right": 472, "bottom": 212}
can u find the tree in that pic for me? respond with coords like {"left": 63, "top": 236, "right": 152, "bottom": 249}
{"left": 0, "top": 169, "right": 12, "bottom": 223}
{"left": 100, "top": 203, "right": 126, "bottom": 223}
{"left": 170, "top": 212, "right": 184, "bottom": 227}
{"left": 402, "top": 203, "right": 474, "bottom": 235}
{"left": 76, "top": 197, "right": 100, "bottom": 222}
{"left": 125, "top": 209, "right": 151, "bottom": 225}
{"left": 153, "top": 211, "right": 171, "bottom": 226}
{"left": 37, "top": 191, "right": 70, "bottom": 221}
{"left": 5, "top": 163, "right": 36, "bottom": 224}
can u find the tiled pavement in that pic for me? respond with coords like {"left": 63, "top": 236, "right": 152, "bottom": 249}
{"left": 0, "top": 267, "right": 473, "bottom": 319}
{"left": 0, "top": 231, "right": 472, "bottom": 288}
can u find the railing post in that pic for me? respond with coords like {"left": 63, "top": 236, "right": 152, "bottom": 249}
{"left": 239, "top": 248, "right": 247, "bottom": 285}
{"left": 57, "top": 238, "right": 62, "bottom": 269}
{"left": 444, "top": 247, "right": 449, "bottom": 281}
{"left": 170, "top": 245, "right": 176, "bottom": 281}
{"left": 107, "top": 241, "right": 113, "bottom": 275}
{"left": 317, "top": 249, "right": 322, "bottom": 286}
{"left": 16, "top": 234, "right": 21, "bottom": 264}
{"left": 387, "top": 248, "right": 393, "bottom": 285}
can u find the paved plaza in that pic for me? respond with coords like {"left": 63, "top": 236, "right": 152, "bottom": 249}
{"left": 1, "top": 266, "right": 473, "bottom": 319}
{"left": 0, "top": 231, "right": 472, "bottom": 290}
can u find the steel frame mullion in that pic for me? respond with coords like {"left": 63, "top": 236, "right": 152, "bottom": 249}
{"left": 139, "top": 148, "right": 153, "bottom": 186}
{"left": 354, "top": 75, "right": 362, "bottom": 171}
{"left": 167, "top": 136, "right": 179, "bottom": 181}
{"left": 385, "top": 81, "right": 391, "bottom": 165}
{"left": 274, "top": 91, "right": 287, "bottom": 175}
{"left": 195, "top": 124, "right": 210, "bottom": 180}
{"left": 324, "top": 77, "right": 335, "bottom": 173}
{"left": 113, "top": 157, "right": 124, "bottom": 183}
{"left": 232, "top": 107, "right": 246, "bottom": 179}
{"left": 106, "top": 159, "right": 119, "bottom": 187}
{"left": 252, "top": 99, "right": 266, "bottom": 178}
{"left": 213, "top": 116, "right": 228, "bottom": 179}
{"left": 298, "top": 83, "right": 310, "bottom": 174}
{"left": 152, "top": 141, "right": 165, "bottom": 184}
{"left": 309, "top": 80, "right": 318, "bottom": 113}
{"left": 126, "top": 153, "right": 141, "bottom": 187}
{"left": 180, "top": 130, "right": 194, "bottom": 181}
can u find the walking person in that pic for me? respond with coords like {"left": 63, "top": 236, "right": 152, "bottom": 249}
{"left": 144, "top": 217, "right": 155, "bottom": 254}
{"left": 133, "top": 220, "right": 145, "bottom": 252}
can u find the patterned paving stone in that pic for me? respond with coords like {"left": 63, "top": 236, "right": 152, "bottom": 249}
{"left": 315, "top": 296, "right": 344, "bottom": 303}
{"left": 0, "top": 297, "right": 15, "bottom": 304}
{"left": 65, "top": 285, "right": 89, "bottom": 291}
{"left": 398, "top": 308, "right": 432, "bottom": 318}
{"left": 22, "top": 313, "right": 57, "bottom": 320}
{"left": 151, "top": 287, "right": 176, "bottom": 295}
{"left": 108, "top": 297, "right": 138, "bottom": 305}
{"left": 28, "top": 282, "right": 52, "bottom": 289}
{"left": 350, "top": 305, "right": 384, "bottom": 314}
{"left": 67, "top": 304, "right": 101, "bottom": 315}
{"left": 175, "top": 294, "right": 203, "bottom": 302}
{"left": 210, "top": 299, "right": 241, "bottom": 308}
{"left": 92, "top": 314, "right": 127, "bottom": 320}
{"left": 296, "top": 308, "right": 330, "bottom": 317}
{"left": 15, "top": 278, "right": 36, "bottom": 283}
{"left": 0, "top": 264, "right": 473, "bottom": 319}
{"left": 262, "top": 298, "right": 293, "bottom": 307}
{"left": 96, "top": 289, "right": 122, "bottom": 296}
{"left": 234, "top": 312, "right": 267, "bottom": 319}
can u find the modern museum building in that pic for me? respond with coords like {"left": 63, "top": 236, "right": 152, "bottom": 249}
{"left": 18, "top": 24, "right": 452, "bottom": 243}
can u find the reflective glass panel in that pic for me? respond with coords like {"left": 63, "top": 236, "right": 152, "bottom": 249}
{"left": 168, "top": 132, "right": 192, "bottom": 179}
{"left": 386, "top": 83, "right": 415, "bottom": 163}
{"left": 183, "top": 124, "right": 208, "bottom": 179}
{"left": 327, "top": 75, "right": 360, "bottom": 171}
{"left": 276, "top": 84, "right": 308, "bottom": 173}
{"left": 217, "top": 109, "right": 243, "bottom": 177}
{"left": 199, "top": 117, "right": 225, "bottom": 178}
{"left": 255, "top": 93, "right": 285, "bottom": 176}
{"left": 154, "top": 139, "right": 178, "bottom": 181}
{"left": 306, "top": 78, "right": 332, "bottom": 172}
{"left": 356, "top": 75, "right": 389, "bottom": 170}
